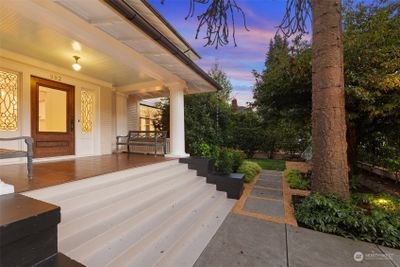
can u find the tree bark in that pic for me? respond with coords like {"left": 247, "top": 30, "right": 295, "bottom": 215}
{"left": 311, "top": 0, "right": 350, "bottom": 198}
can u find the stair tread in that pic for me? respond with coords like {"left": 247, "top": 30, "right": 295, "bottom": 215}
{"left": 23, "top": 161, "right": 236, "bottom": 267}
{"left": 156, "top": 198, "right": 236, "bottom": 267}
{"left": 59, "top": 171, "right": 200, "bottom": 252}
{"left": 23, "top": 160, "right": 180, "bottom": 202}
{"left": 106, "top": 190, "right": 228, "bottom": 267}
{"left": 60, "top": 165, "right": 188, "bottom": 223}
{"left": 66, "top": 181, "right": 216, "bottom": 265}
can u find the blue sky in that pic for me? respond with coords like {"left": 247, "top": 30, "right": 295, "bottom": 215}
{"left": 148, "top": 0, "right": 294, "bottom": 106}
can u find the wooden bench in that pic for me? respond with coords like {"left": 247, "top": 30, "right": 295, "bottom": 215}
{"left": 116, "top": 131, "right": 167, "bottom": 156}
{"left": 0, "top": 136, "right": 33, "bottom": 179}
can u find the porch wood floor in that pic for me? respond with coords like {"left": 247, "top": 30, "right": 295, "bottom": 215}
{"left": 0, "top": 153, "right": 173, "bottom": 193}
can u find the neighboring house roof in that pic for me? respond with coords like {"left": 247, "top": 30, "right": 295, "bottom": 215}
{"left": 104, "top": 0, "right": 222, "bottom": 92}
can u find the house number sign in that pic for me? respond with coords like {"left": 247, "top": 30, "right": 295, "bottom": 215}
{"left": 49, "top": 73, "right": 62, "bottom": 82}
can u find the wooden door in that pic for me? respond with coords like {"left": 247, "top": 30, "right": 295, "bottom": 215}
{"left": 31, "top": 76, "right": 75, "bottom": 158}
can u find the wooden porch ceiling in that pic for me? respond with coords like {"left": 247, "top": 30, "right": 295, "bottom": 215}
{"left": 0, "top": 154, "right": 173, "bottom": 193}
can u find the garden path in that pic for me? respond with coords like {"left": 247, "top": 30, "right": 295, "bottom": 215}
{"left": 232, "top": 170, "right": 297, "bottom": 225}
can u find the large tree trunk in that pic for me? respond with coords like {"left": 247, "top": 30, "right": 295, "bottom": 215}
{"left": 311, "top": 0, "right": 350, "bottom": 198}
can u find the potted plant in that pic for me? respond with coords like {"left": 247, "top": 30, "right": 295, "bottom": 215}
{"left": 207, "top": 148, "right": 245, "bottom": 199}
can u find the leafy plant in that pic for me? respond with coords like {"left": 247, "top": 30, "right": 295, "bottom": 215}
{"left": 284, "top": 169, "right": 310, "bottom": 190}
{"left": 228, "top": 148, "right": 246, "bottom": 172}
{"left": 295, "top": 193, "right": 400, "bottom": 248}
{"left": 238, "top": 161, "right": 262, "bottom": 183}
{"left": 214, "top": 148, "right": 233, "bottom": 174}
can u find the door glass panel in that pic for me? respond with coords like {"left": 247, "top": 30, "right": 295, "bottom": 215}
{"left": 38, "top": 86, "right": 67, "bottom": 132}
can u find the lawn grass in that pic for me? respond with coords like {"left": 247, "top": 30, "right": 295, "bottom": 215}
{"left": 248, "top": 159, "right": 286, "bottom": 171}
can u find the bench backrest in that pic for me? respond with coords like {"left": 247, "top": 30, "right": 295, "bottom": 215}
{"left": 127, "top": 131, "right": 167, "bottom": 143}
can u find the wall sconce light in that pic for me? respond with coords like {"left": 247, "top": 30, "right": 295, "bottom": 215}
{"left": 72, "top": 56, "right": 81, "bottom": 71}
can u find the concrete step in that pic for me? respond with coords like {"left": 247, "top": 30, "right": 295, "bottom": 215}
{"left": 106, "top": 190, "right": 227, "bottom": 267}
{"left": 68, "top": 182, "right": 216, "bottom": 266}
{"left": 23, "top": 160, "right": 180, "bottom": 203}
{"left": 155, "top": 198, "right": 236, "bottom": 267}
{"left": 59, "top": 170, "right": 199, "bottom": 252}
{"left": 22, "top": 161, "right": 236, "bottom": 267}
{"left": 59, "top": 164, "right": 188, "bottom": 223}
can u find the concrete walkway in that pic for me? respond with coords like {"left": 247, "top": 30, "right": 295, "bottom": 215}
{"left": 194, "top": 213, "right": 400, "bottom": 267}
{"left": 194, "top": 170, "right": 400, "bottom": 267}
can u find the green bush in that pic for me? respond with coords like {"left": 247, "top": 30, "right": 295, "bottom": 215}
{"left": 190, "top": 143, "right": 212, "bottom": 158}
{"left": 284, "top": 169, "right": 310, "bottom": 190}
{"left": 214, "top": 148, "right": 233, "bottom": 174}
{"left": 238, "top": 161, "right": 262, "bottom": 183}
{"left": 295, "top": 193, "right": 400, "bottom": 248}
{"left": 227, "top": 148, "right": 246, "bottom": 172}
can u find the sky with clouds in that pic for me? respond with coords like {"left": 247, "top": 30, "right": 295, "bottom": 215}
{"left": 148, "top": 0, "right": 293, "bottom": 106}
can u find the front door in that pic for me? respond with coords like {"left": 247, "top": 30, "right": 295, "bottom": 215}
{"left": 31, "top": 76, "right": 75, "bottom": 158}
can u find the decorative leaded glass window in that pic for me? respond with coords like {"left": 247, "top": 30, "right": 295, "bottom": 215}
{"left": 0, "top": 70, "right": 18, "bottom": 131}
{"left": 81, "top": 89, "right": 95, "bottom": 133}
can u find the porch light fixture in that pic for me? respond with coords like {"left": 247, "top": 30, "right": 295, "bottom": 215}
{"left": 72, "top": 56, "right": 81, "bottom": 71}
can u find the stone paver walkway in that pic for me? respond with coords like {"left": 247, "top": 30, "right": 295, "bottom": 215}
{"left": 232, "top": 170, "right": 297, "bottom": 225}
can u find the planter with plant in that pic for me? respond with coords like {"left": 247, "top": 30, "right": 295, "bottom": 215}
{"left": 180, "top": 143, "right": 246, "bottom": 199}
{"left": 208, "top": 148, "right": 246, "bottom": 199}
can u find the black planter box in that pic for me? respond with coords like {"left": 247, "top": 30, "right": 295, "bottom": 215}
{"left": 179, "top": 157, "right": 245, "bottom": 199}
{"left": 208, "top": 172, "right": 244, "bottom": 199}
{"left": 179, "top": 157, "right": 214, "bottom": 177}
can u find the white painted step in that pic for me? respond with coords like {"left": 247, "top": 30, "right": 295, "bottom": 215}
{"left": 59, "top": 164, "right": 188, "bottom": 223}
{"left": 59, "top": 170, "right": 199, "bottom": 252}
{"left": 155, "top": 198, "right": 236, "bottom": 267}
{"left": 106, "top": 190, "right": 228, "bottom": 267}
{"left": 68, "top": 182, "right": 217, "bottom": 266}
{"left": 22, "top": 161, "right": 236, "bottom": 267}
{"left": 23, "top": 160, "right": 180, "bottom": 203}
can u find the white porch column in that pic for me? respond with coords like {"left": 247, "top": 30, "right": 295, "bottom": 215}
{"left": 166, "top": 85, "right": 189, "bottom": 158}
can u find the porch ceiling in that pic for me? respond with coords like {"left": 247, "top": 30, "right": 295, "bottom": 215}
{"left": 1, "top": 0, "right": 217, "bottom": 95}
{"left": 0, "top": 5, "right": 153, "bottom": 87}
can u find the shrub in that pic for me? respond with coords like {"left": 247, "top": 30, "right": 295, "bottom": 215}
{"left": 227, "top": 148, "right": 246, "bottom": 172}
{"left": 238, "top": 161, "right": 262, "bottom": 183}
{"left": 284, "top": 169, "right": 310, "bottom": 190}
{"left": 295, "top": 193, "right": 400, "bottom": 248}
{"left": 214, "top": 148, "right": 233, "bottom": 174}
{"left": 190, "top": 143, "right": 212, "bottom": 158}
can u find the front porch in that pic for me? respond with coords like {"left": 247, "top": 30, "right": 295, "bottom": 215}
{"left": 0, "top": 153, "right": 172, "bottom": 193}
